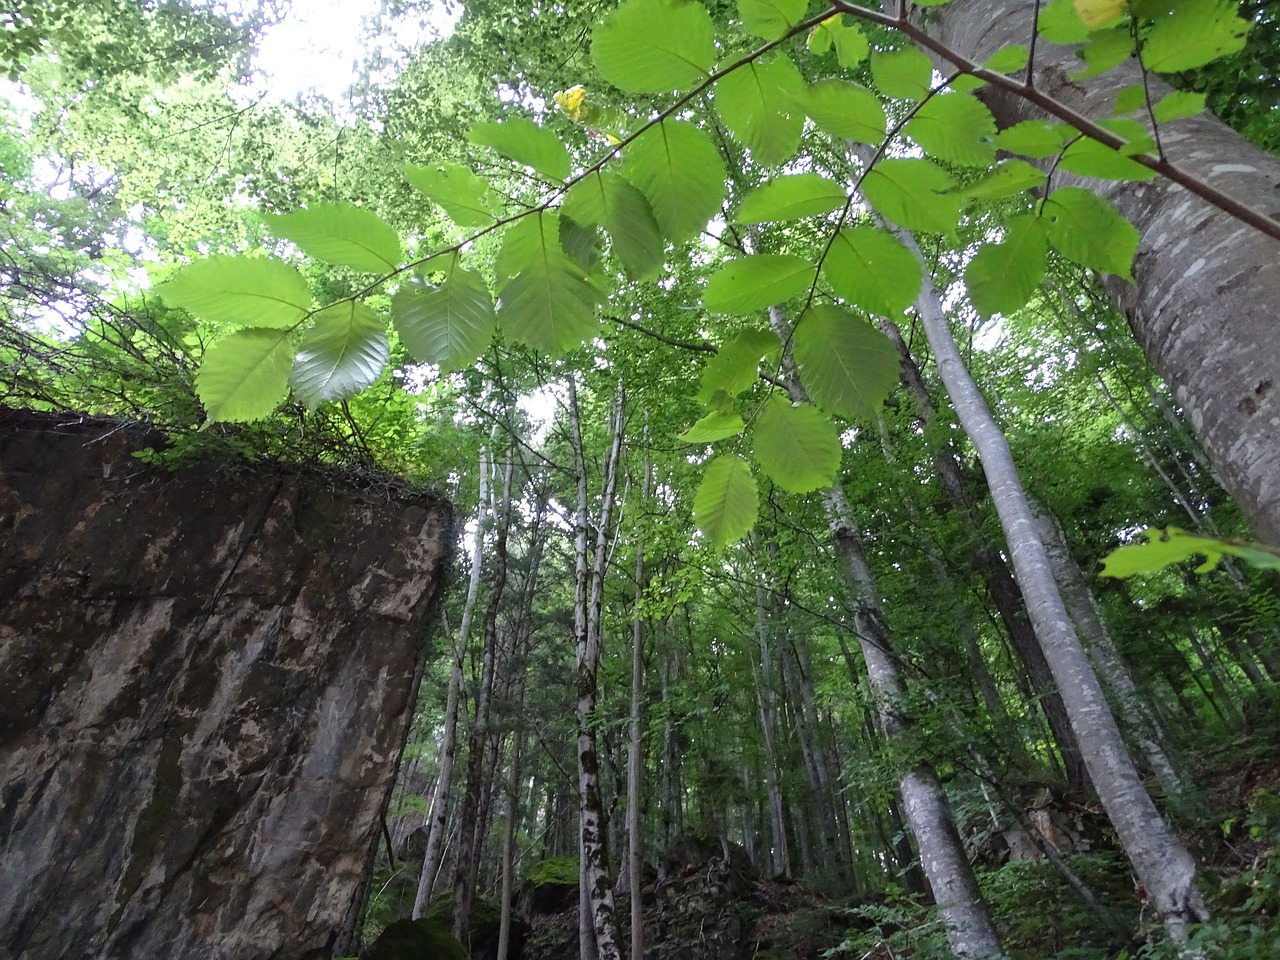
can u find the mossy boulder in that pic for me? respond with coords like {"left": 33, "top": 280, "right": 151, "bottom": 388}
{"left": 520, "top": 856, "right": 579, "bottom": 916}
{"left": 361, "top": 917, "right": 469, "bottom": 960}
{"left": 423, "top": 893, "right": 526, "bottom": 960}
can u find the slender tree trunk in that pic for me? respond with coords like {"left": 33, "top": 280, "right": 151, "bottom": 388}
{"left": 751, "top": 556, "right": 792, "bottom": 879}
{"left": 414, "top": 447, "right": 490, "bottom": 920}
{"left": 922, "top": 0, "right": 1280, "bottom": 546}
{"left": 497, "top": 722, "right": 525, "bottom": 960}
{"left": 626, "top": 436, "right": 650, "bottom": 960}
{"left": 900, "top": 235, "right": 1209, "bottom": 935}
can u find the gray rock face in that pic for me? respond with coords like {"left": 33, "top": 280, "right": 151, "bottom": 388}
{"left": 0, "top": 410, "right": 453, "bottom": 960}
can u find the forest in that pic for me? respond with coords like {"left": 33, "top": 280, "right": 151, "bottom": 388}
{"left": 3, "top": 0, "right": 1280, "bottom": 958}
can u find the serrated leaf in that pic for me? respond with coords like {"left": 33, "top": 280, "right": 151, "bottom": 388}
{"left": 1039, "top": 0, "right": 1091, "bottom": 42}
{"left": 470, "top": 118, "right": 571, "bottom": 181}
{"left": 995, "top": 119, "right": 1074, "bottom": 158}
{"left": 1059, "top": 136, "right": 1157, "bottom": 180}
{"left": 495, "top": 213, "right": 602, "bottom": 354}
{"left": 1114, "top": 84, "right": 1148, "bottom": 114}
{"left": 1098, "top": 117, "right": 1157, "bottom": 154}
{"left": 392, "top": 254, "right": 496, "bottom": 372}
{"left": 985, "top": 43, "right": 1030, "bottom": 72}
{"left": 861, "top": 158, "right": 960, "bottom": 236}
{"left": 560, "top": 216, "right": 604, "bottom": 274}
{"left": 625, "top": 121, "right": 727, "bottom": 243}
{"left": 693, "top": 455, "right": 759, "bottom": 550}
{"left": 697, "top": 328, "right": 780, "bottom": 402}
{"left": 751, "top": 395, "right": 842, "bottom": 494}
{"left": 903, "top": 92, "right": 997, "bottom": 167}
{"left": 1074, "top": 27, "right": 1134, "bottom": 79}
{"left": 1075, "top": 0, "right": 1128, "bottom": 28}
{"left": 1142, "top": 0, "right": 1249, "bottom": 71}
{"left": 159, "top": 256, "right": 312, "bottom": 328}
{"left": 739, "top": 0, "right": 807, "bottom": 41}
{"left": 1042, "top": 186, "right": 1139, "bottom": 278}
{"left": 808, "top": 15, "right": 869, "bottom": 67}
{"left": 563, "top": 172, "right": 664, "bottom": 279}
{"left": 679, "top": 410, "right": 746, "bottom": 443}
{"left": 803, "top": 79, "right": 886, "bottom": 145}
{"left": 965, "top": 215, "right": 1049, "bottom": 319}
{"left": 823, "top": 227, "right": 922, "bottom": 316}
{"left": 1152, "top": 90, "right": 1206, "bottom": 122}
{"left": 714, "top": 55, "right": 805, "bottom": 167}
{"left": 952, "top": 160, "right": 1046, "bottom": 202}
{"left": 269, "top": 202, "right": 401, "bottom": 274}
{"left": 592, "top": 0, "right": 715, "bottom": 93}
{"left": 405, "top": 161, "right": 496, "bottom": 228}
{"left": 736, "top": 174, "right": 847, "bottom": 224}
{"left": 196, "top": 328, "right": 295, "bottom": 423}
{"left": 289, "top": 301, "right": 389, "bottom": 409}
{"left": 792, "top": 305, "right": 901, "bottom": 420}
{"left": 870, "top": 47, "right": 933, "bottom": 100}
{"left": 703, "top": 254, "right": 814, "bottom": 314}
{"left": 1100, "top": 527, "right": 1280, "bottom": 577}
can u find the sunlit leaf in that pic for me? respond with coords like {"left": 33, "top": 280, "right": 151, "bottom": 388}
{"left": 679, "top": 410, "right": 746, "bottom": 443}
{"left": 870, "top": 47, "right": 933, "bottom": 100}
{"left": 802, "top": 79, "right": 886, "bottom": 145}
{"left": 268, "top": 202, "right": 402, "bottom": 274}
{"left": 751, "top": 395, "right": 842, "bottom": 493}
{"left": 995, "top": 119, "right": 1074, "bottom": 158}
{"left": 714, "top": 54, "right": 805, "bottom": 167}
{"left": 703, "top": 254, "right": 814, "bottom": 314}
{"left": 696, "top": 328, "right": 780, "bottom": 402}
{"left": 1100, "top": 527, "right": 1280, "bottom": 577}
{"left": 624, "top": 120, "right": 727, "bottom": 243}
{"left": 196, "top": 328, "right": 295, "bottom": 423}
{"left": 693, "top": 454, "right": 759, "bottom": 549}
{"left": 1075, "top": 0, "right": 1128, "bottom": 28}
{"left": 735, "top": 174, "right": 847, "bottom": 224}
{"left": 1074, "top": 27, "right": 1134, "bottom": 79}
{"left": 1142, "top": 0, "right": 1249, "bottom": 72}
{"left": 1042, "top": 186, "right": 1139, "bottom": 278}
{"left": 392, "top": 253, "right": 496, "bottom": 372}
{"left": 405, "top": 161, "right": 496, "bottom": 228}
{"left": 903, "top": 92, "right": 997, "bottom": 167}
{"left": 563, "top": 172, "right": 664, "bottom": 279}
{"left": 470, "top": 117, "right": 571, "bottom": 180}
{"left": 952, "top": 160, "right": 1046, "bottom": 202}
{"left": 159, "top": 256, "right": 311, "bottom": 328}
{"left": 965, "top": 215, "right": 1049, "bottom": 319}
{"left": 591, "top": 0, "right": 715, "bottom": 93}
{"left": 860, "top": 158, "right": 960, "bottom": 236}
{"left": 1152, "top": 90, "right": 1206, "bottom": 122}
{"left": 739, "top": 0, "right": 807, "bottom": 41}
{"left": 1059, "top": 136, "right": 1158, "bottom": 180}
{"left": 792, "top": 305, "right": 901, "bottom": 421}
{"left": 823, "top": 227, "right": 921, "bottom": 316}
{"left": 290, "top": 301, "right": 389, "bottom": 409}
{"left": 985, "top": 43, "right": 1030, "bottom": 72}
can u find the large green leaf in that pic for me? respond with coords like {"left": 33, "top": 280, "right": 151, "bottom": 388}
{"left": 995, "top": 119, "right": 1074, "bottom": 158}
{"left": 870, "top": 47, "right": 933, "bottom": 100}
{"left": 714, "top": 54, "right": 805, "bottom": 167}
{"left": 808, "top": 15, "right": 869, "bottom": 67}
{"left": 822, "top": 227, "right": 921, "bottom": 316}
{"left": 289, "top": 301, "right": 389, "bottom": 409}
{"left": 1059, "top": 136, "right": 1158, "bottom": 180}
{"left": 1041, "top": 187, "right": 1139, "bottom": 278}
{"left": 738, "top": 0, "right": 807, "bottom": 40}
{"left": 405, "top": 161, "right": 496, "bottom": 228}
{"left": 736, "top": 174, "right": 847, "bottom": 224}
{"left": 964, "top": 215, "right": 1048, "bottom": 319}
{"left": 697, "top": 328, "right": 780, "bottom": 402}
{"left": 470, "top": 117, "right": 571, "bottom": 181}
{"left": 562, "top": 172, "right": 664, "bottom": 279}
{"left": 1100, "top": 526, "right": 1280, "bottom": 578}
{"left": 802, "top": 79, "right": 886, "bottom": 145}
{"left": 392, "top": 254, "right": 496, "bottom": 372}
{"left": 196, "top": 328, "right": 295, "bottom": 423}
{"left": 268, "top": 202, "right": 401, "bottom": 274}
{"left": 159, "top": 256, "right": 311, "bottom": 328}
{"left": 903, "top": 92, "right": 997, "bottom": 167}
{"left": 679, "top": 410, "right": 746, "bottom": 443}
{"left": 496, "top": 213, "right": 603, "bottom": 354}
{"left": 860, "top": 158, "right": 960, "bottom": 236}
{"left": 751, "top": 395, "right": 842, "bottom": 493}
{"left": 591, "top": 0, "right": 715, "bottom": 93}
{"left": 693, "top": 454, "right": 759, "bottom": 550}
{"left": 792, "top": 305, "right": 901, "bottom": 420}
{"left": 703, "top": 254, "right": 814, "bottom": 314}
{"left": 1142, "top": 0, "right": 1249, "bottom": 72}
{"left": 952, "top": 160, "right": 1046, "bottom": 202}
{"left": 624, "top": 121, "right": 727, "bottom": 243}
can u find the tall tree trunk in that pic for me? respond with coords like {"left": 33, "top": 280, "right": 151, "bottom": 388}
{"left": 414, "top": 447, "right": 490, "bottom": 919}
{"left": 769, "top": 307, "right": 1005, "bottom": 959}
{"left": 900, "top": 235, "right": 1209, "bottom": 935}
{"left": 751, "top": 553, "right": 792, "bottom": 879}
{"left": 497, "top": 722, "right": 525, "bottom": 960}
{"left": 626, "top": 436, "right": 651, "bottom": 960}
{"left": 921, "top": 0, "right": 1280, "bottom": 546}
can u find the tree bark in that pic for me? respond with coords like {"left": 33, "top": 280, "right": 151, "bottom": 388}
{"left": 626, "top": 437, "right": 651, "bottom": 960}
{"left": 923, "top": 0, "right": 1280, "bottom": 546}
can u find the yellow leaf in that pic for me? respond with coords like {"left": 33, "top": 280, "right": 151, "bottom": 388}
{"left": 1074, "top": 0, "right": 1128, "bottom": 28}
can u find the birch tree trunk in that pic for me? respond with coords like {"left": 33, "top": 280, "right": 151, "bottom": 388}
{"left": 922, "top": 0, "right": 1280, "bottom": 546}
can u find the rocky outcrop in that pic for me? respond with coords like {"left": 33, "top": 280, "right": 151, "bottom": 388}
{"left": 0, "top": 410, "right": 452, "bottom": 960}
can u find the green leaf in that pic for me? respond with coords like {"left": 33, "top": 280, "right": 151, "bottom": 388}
{"left": 1099, "top": 527, "right": 1280, "bottom": 577}
{"left": 268, "top": 202, "right": 401, "bottom": 274}
{"left": 679, "top": 410, "right": 746, "bottom": 443}
{"left": 625, "top": 121, "right": 727, "bottom": 243}
{"left": 1073, "top": 27, "right": 1134, "bottom": 79}
{"left": 697, "top": 328, "right": 780, "bottom": 402}
{"left": 1152, "top": 90, "right": 1206, "bottom": 122}
{"left": 1075, "top": 0, "right": 1128, "bottom": 28}
{"left": 739, "top": 0, "right": 807, "bottom": 41}
{"left": 714, "top": 55, "right": 805, "bottom": 167}
{"left": 1142, "top": 0, "right": 1249, "bottom": 72}
{"left": 560, "top": 215, "right": 604, "bottom": 274}
{"left": 406, "top": 161, "right": 496, "bottom": 228}
{"left": 1038, "top": 0, "right": 1091, "bottom": 43}
{"left": 703, "top": 254, "right": 814, "bottom": 314}
{"left": 903, "top": 92, "right": 997, "bottom": 167}
{"left": 592, "top": 0, "right": 715, "bottom": 93}
{"left": 792, "top": 305, "right": 901, "bottom": 420}
{"left": 1113, "top": 84, "right": 1149, "bottom": 114}
{"left": 952, "top": 160, "right": 1046, "bottom": 202}
{"left": 985, "top": 43, "right": 1030, "bottom": 73}
{"left": 736, "top": 174, "right": 847, "bottom": 224}
{"left": 751, "top": 395, "right": 842, "bottom": 493}
{"left": 808, "top": 15, "right": 869, "bottom": 67}
{"left": 196, "top": 328, "right": 295, "bottom": 423}
{"left": 1059, "top": 136, "right": 1157, "bottom": 180}
{"left": 159, "top": 256, "right": 311, "bottom": 328}
{"left": 470, "top": 117, "right": 571, "bottom": 181}
{"left": 802, "top": 79, "right": 886, "bottom": 145}
{"left": 870, "top": 47, "right": 933, "bottom": 100}
{"left": 1042, "top": 186, "right": 1139, "bottom": 278}
{"left": 964, "top": 215, "right": 1049, "bottom": 319}
{"left": 823, "top": 227, "right": 922, "bottom": 316}
{"left": 693, "top": 454, "right": 759, "bottom": 550}
{"left": 392, "top": 254, "right": 496, "bottom": 372}
{"left": 563, "top": 172, "right": 664, "bottom": 279}
{"left": 860, "top": 158, "right": 960, "bottom": 236}
{"left": 995, "top": 119, "right": 1074, "bottom": 158}
{"left": 289, "top": 301, "right": 389, "bottom": 409}
{"left": 496, "top": 213, "right": 602, "bottom": 354}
